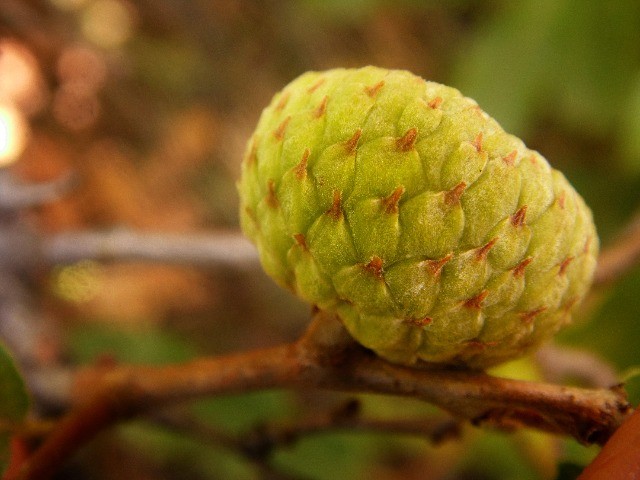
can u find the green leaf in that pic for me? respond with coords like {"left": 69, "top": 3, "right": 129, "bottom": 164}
{"left": 69, "top": 323, "right": 197, "bottom": 365}
{"left": 0, "top": 342, "right": 29, "bottom": 476}
{"left": 452, "top": 0, "right": 640, "bottom": 138}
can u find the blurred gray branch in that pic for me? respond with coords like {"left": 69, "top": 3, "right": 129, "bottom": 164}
{"left": 0, "top": 171, "right": 76, "bottom": 212}
{"left": 42, "top": 229, "right": 258, "bottom": 269}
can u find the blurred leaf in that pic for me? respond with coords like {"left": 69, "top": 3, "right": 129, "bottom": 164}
{"left": 118, "top": 422, "right": 258, "bottom": 480}
{"left": 620, "top": 366, "right": 640, "bottom": 383}
{"left": 457, "top": 430, "right": 541, "bottom": 480}
{"left": 558, "top": 439, "right": 599, "bottom": 474}
{"left": 620, "top": 368, "right": 640, "bottom": 406}
{"left": 559, "top": 268, "right": 640, "bottom": 373}
{"left": 555, "top": 462, "right": 584, "bottom": 480}
{"left": 194, "top": 390, "right": 295, "bottom": 432}
{"left": 514, "top": 430, "right": 560, "bottom": 480}
{"left": 130, "top": 36, "right": 216, "bottom": 101}
{"left": 273, "top": 431, "right": 379, "bottom": 480}
{"left": 453, "top": 0, "right": 562, "bottom": 135}
{"left": 453, "top": 0, "right": 640, "bottom": 139}
{"left": 559, "top": 167, "right": 640, "bottom": 242}
{"left": 619, "top": 73, "right": 640, "bottom": 173}
{"left": 489, "top": 354, "right": 543, "bottom": 381}
{"left": 69, "top": 323, "right": 197, "bottom": 365}
{"left": 0, "top": 343, "right": 29, "bottom": 476}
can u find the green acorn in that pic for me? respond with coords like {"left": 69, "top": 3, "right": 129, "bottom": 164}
{"left": 237, "top": 66, "right": 598, "bottom": 368}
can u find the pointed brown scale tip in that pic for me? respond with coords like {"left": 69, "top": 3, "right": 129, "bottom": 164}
{"left": 510, "top": 205, "right": 528, "bottom": 227}
{"left": 557, "top": 191, "right": 566, "bottom": 209}
{"left": 444, "top": 182, "right": 467, "bottom": 206}
{"left": 244, "top": 206, "right": 257, "bottom": 224}
{"left": 266, "top": 179, "right": 279, "bottom": 209}
{"left": 472, "top": 132, "right": 483, "bottom": 153}
{"left": 425, "top": 253, "right": 453, "bottom": 276}
{"left": 273, "top": 116, "right": 291, "bottom": 141}
{"left": 512, "top": 257, "right": 533, "bottom": 278}
{"left": 382, "top": 186, "right": 405, "bottom": 214}
{"left": 364, "top": 256, "right": 384, "bottom": 279}
{"left": 396, "top": 127, "right": 418, "bottom": 152}
{"left": 407, "top": 317, "right": 432, "bottom": 327}
{"left": 275, "top": 92, "right": 290, "bottom": 111}
{"left": 558, "top": 256, "right": 575, "bottom": 276}
{"left": 327, "top": 190, "right": 343, "bottom": 219}
{"left": 313, "top": 96, "right": 328, "bottom": 118}
{"left": 503, "top": 150, "right": 517, "bottom": 166}
{"left": 343, "top": 129, "right": 362, "bottom": 155}
{"left": 364, "top": 80, "right": 385, "bottom": 98}
{"left": 561, "top": 296, "right": 579, "bottom": 313}
{"left": 294, "top": 148, "right": 310, "bottom": 180}
{"left": 520, "top": 306, "right": 547, "bottom": 324}
{"left": 475, "top": 237, "right": 498, "bottom": 261}
{"left": 464, "top": 290, "right": 489, "bottom": 310}
{"left": 583, "top": 235, "right": 593, "bottom": 255}
{"left": 428, "top": 96, "right": 443, "bottom": 109}
{"left": 307, "top": 77, "right": 326, "bottom": 93}
{"left": 469, "top": 104, "right": 484, "bottom": 117}
{"left": 339, "top": 297, "right": 355, "bottom": 306}
{"left": 293, "top": 233, "right": 307, "bottom": 250}
{"left": 246, "top": 138, "right": 259, "bottom": 166}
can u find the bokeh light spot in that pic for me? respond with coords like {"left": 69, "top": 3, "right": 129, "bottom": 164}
{"left": 57, "top": 45, "right": 108, "bottom": 92}
{"left": 53, "top": 260, "right": 103, "bottom": 303}
{"left": 81, "top": 0, "right": 136, "bottom": 49}
{"left": 0, "top": 104, "right": 29, "bottom": 166}
{"left": 53, "top": 83, "right": 101, "bottom": 131}
{"left": 0, "top": 40, "right": 47, "bottom": 115}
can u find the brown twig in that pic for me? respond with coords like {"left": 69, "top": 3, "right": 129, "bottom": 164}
{"left": 10, "top": 312, "right": 632, "bottom": 480}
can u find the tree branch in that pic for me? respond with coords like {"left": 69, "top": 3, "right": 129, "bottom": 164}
{"left": 41, "top": 229, "right": 258, "bottom": 269}
{"left": 0, "top": 171, "right": 76, "bottom": 212}
{"left": 10, "top": 312, "right": 632, "bottom": 480}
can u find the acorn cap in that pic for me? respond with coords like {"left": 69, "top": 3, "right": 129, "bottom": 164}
{"left": 238, "top": 66, "right": 598, "bottom": 368}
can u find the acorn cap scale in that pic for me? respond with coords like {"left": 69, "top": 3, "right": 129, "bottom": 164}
{"left": 238, "top": 66, "right": 598, "bottom": 368}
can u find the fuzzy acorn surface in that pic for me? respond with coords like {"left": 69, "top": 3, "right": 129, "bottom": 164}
{"left": 238, "top": 66, "right": 598, "bottom": 368}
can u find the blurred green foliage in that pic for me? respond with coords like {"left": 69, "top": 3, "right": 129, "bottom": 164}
{"left": 453, "top": 1, "right": 640, "bottom": 143}
{"left": 5, "top": 0, "right": 640, "bottom": 478}
{"left": 0, "top": 343, "right": 29, "bottom": 477}
{"left": 70, "top": 323, "right": 197, "bottom": 365}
